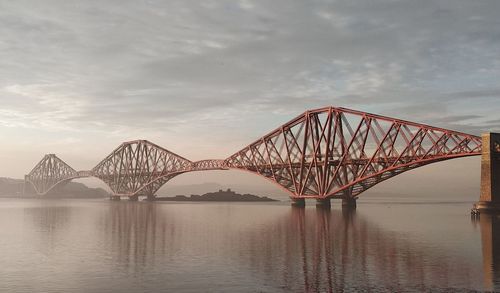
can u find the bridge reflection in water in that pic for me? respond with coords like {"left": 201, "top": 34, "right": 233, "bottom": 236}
{"left": 476, "top": 214, "right": 500, "bottom": 291}
{"left": 79, "top": 203, "right": 496, "bottom": 291}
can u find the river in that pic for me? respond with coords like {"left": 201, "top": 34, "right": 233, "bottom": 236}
{"left": 0, "top": 197, "right": 497, "bottom": 292}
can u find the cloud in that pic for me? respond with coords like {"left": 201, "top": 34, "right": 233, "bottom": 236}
{"left": 445, "top": 88, "right": 500, "bottom": 99}
{"left": 0, "top": 0, "right": 499, "bottom": 177}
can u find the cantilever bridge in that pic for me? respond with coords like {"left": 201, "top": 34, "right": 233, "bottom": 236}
{"left": 25, "top": 107, "right": 482, "bottom": 206}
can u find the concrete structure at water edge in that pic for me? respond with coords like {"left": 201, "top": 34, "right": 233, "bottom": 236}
{"left": 474, "top": 133, "right": 500, "bottom": 214}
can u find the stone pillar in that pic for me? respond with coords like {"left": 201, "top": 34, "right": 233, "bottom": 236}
{"left": 109, "top": 195, "right": 121, "bottom": 201}
{"left": 316, "top": 198, "right": 331, "bottom": 208}
{"left": 291, "top": 198, "right": 305, "bottom": 207}
{"left": 129, "top": 195, "right": 139, "bottom": 201}
{"left": 146, "top": 194, "right": 156, "bottom": 201}
{"left": 475, "top": 133, "right": 500, "bottom": 213}
{"left": 342, "top": 197, "right": 357, "bottom": 209}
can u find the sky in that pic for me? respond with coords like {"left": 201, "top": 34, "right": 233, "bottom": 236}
{"left": 0, "top": 0, "right": 499, "bottom": 196}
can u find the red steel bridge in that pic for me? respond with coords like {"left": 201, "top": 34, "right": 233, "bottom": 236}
{"left": 25, "top": 107, "right": 482, "bottom": 206}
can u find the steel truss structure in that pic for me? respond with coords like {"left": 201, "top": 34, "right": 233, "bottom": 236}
{"left": 25, "top": 107, "right": 482, "bottom": 200}
{"left": 25, "top": 154, "right": 82, "bottom": 195}
{"left": 91, "top": 140, "right": 195, "bottom": 197}
{"left": 225, "top": 107, "right": 482, "bottom": 200}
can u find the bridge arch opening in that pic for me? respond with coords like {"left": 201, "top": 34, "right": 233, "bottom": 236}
{"left": 70, "top": 177, "right": 113, "bottom": 198}
{"left": 150, "top": 169, "right": 290, "bottom": 200}
{"left": 355, "top": 156, "right": 480, "bottom": 201}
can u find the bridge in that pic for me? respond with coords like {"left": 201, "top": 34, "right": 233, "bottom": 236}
{"left": 25, "top": 106, "right": 483, "bottom": 206}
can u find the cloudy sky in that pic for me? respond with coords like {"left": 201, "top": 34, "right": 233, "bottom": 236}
{"left": 0, "top": 0, "right": 498, "bottom": 195}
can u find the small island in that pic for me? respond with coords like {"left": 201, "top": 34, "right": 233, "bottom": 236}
{"left": 156, "top": 188, "right": 278, "bottom": 202}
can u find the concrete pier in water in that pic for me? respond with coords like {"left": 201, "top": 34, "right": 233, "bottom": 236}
{"left": 316, "top": 198, "right": 331, "bottom": 208}
{"left": 291, "top": 198, "right": 305, "bottom": 207}
{"left": 342, "top": 198, "right": 357, "bottom": 209}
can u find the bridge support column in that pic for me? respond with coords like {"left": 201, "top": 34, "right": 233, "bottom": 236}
{"left": 291, "top": 198, "right": 305, "bottom": 207}
{"left": 342, "top": 198, "right": 357, "bottom": 209}
{"left": 129, "top": 195, "right": 139, "bottom": 201}
{"left": 110, "top": 195, "right": 121, "bottom": 201}
{"left": 474, "top": 133, "right": 500, "bottom": 214}
{"left": 316, "top": 198, "right": 331, "bottom": 208}
{"left": 146, "top": 194, "right": 156, "bottom": 201}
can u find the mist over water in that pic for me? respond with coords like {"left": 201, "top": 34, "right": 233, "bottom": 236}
{"left": 0, "top": 195, "right": 497, "bottom": 292}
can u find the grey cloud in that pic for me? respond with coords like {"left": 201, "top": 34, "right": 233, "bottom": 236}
{"left": 445, "top": 88, "right": 500, "bottom": 99}
{"left": 484, "top": 119, "right": 500, "bottom": 125}
{"left": 429, "top": 115, "right": 483, "bottom": 125}
{"left": 0, "top": 0, "right": 499, "bottom": 142}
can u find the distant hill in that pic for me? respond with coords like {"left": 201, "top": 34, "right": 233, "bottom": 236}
{"left": 156, "top": 188, "right": 278, "bottom": 202}
{"left": 159, "top": 182, "right": 225, "bottom": 196}
{"left": 0, "top": 177, "right": 23, "bottom": 196}
{"left": 0, "top": 177, "right": 109, "bottom": 198}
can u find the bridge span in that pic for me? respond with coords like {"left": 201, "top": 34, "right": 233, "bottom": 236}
{"left": 25, "top": 106, "right": 483, "bottom": 207}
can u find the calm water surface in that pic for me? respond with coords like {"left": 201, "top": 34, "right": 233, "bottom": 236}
{"left": 0, "top": 197, "right": 498, "bottom": 292}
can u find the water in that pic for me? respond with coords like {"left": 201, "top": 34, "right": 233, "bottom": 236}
{"left": 0, "top": 197, "right": 498, "bottom": 292}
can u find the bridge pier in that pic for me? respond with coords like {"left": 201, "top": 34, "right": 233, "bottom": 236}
{"left": 109, "top": 195, "right": 121, "bottom": 201}
{"left": 146, "top": 194, "right": 156, "bottom": 201}
{"left": 474, "top": 133, "right": 500, "bottom": 214}
{"left": 129, "top": 195, "right": 139, "bottom": 201}
{"left": 315, "top": 198, "right": 331, "bottom": 208}
{"left": 291, "top": 198, "right": 305, "bottom": 207}
{"left": 342, "top": 198, "right": 357, "bottom": 209}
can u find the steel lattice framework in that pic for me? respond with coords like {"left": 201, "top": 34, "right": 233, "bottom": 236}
{"left": 91, "top": 140, "right": 194, "bottom": 196}
{"left": 25, "top": 107, "right": 482, "bottom": 200}
{"left": 25, "top": 154, "right": 81, "bottom": 195}
{"left": 224, "top": 107, "right": 482, "bottom": 200}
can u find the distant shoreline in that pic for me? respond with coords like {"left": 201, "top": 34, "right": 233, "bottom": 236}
{"left": 155, "top": 189, "right": 278, "bottom": 202}
{"left": 0, "top": 177, "right": 108, "bottom": 199}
